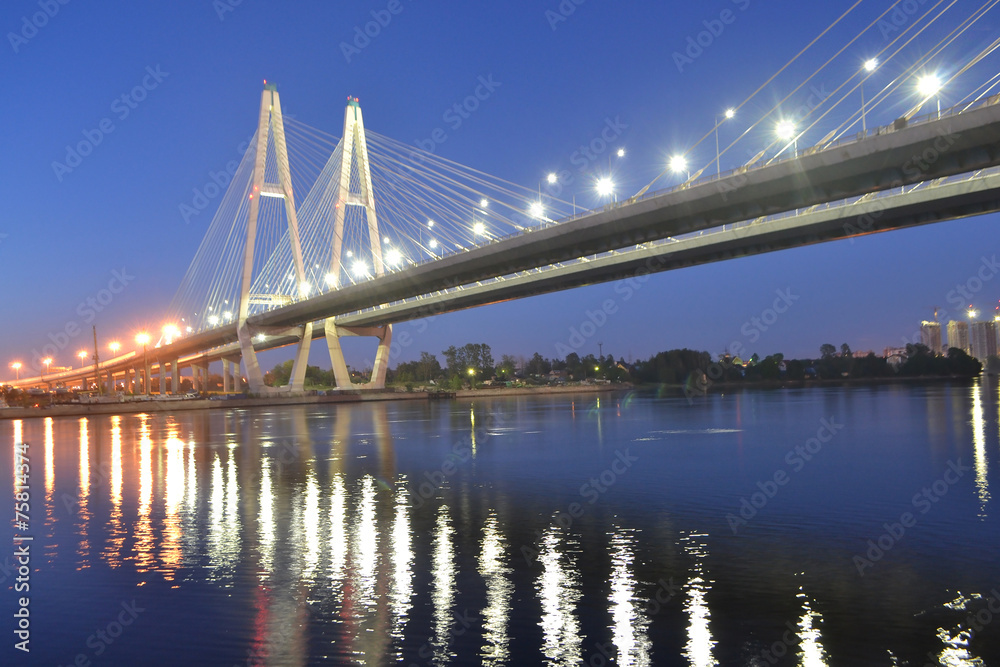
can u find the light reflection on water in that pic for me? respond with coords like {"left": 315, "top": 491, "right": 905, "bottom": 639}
{"left": 4, "top": 381, "right": 1000, "bottom": 665}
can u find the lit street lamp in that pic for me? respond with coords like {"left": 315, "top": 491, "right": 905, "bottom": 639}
{"left": 669, "top": 154, "right": 689, "bottom": 181}
{"left": 715, "top": 108, "right": 735, "bottom": 175}
{"left": 10, "top": 361, "right": 21, "bottom": 381}
{"left": 776, "top": 119, "right": 797, "bottom": 157}
{"left": 918, "top": 74, "right": 942, "bottom": 119}
{"left": 109, "top": 341, "right": 121, "bottom": 357}
{"left": 596, "top": 177, "right": 615, "bottom": 201}
{"left": 41, "top": 357, "right": 51, "bottom": 387}
{"left": 860, "top": 58, "right": 878, "bottom": 133}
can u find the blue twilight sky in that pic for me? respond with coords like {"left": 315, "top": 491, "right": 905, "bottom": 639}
{"left": 2, "top": 0, "right": 999, "bottom": 377}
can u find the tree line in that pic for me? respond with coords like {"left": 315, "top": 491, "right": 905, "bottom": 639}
{"left": 260, "top": 341, "right": 985, "bottom": 390}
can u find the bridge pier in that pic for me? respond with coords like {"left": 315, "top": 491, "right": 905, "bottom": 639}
{"left": 171, "top": 360, "right": 180, "bottom": 394}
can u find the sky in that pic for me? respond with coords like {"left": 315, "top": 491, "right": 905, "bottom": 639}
{"left": 2, "top": 0, "right": 1000, "bottom": 378}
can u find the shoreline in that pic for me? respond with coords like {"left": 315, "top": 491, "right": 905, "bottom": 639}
{"left": 0, "top": 383, "right": 620, "bottom": 421}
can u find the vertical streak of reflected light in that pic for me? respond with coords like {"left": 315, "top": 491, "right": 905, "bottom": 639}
{"left": 971, "top": 385, "right": 989, "bottom": 518}
{"left": 470, "top": 407, "right": 477, "bottom": 459}
{"left": 258, "top": 462, "right": 275, "bottom": 579}
{"left": 329, "top": 474, "right": 347, "bottom": 589}
{"left": 680, "top": 531, "right": 717, "bottom": 667}
{"left": 390, "top": 484, "right": 414, "bottom": 651}
{"left": 609, "top": 528, "right": 651, "bottom": 666}
{"left": 479, "top": 513, "right": 512, "bottom": 666}
{"left": 207, "top": 453, "right": 225, "bottom": 576}
{"left": 302, "top": 469, "right": 320, "bottom": 580}
{"left": 431, "top": 504, "right": 456, "bottom": 666}
{"left": 133, "top": 415, "right": 155, "bottom": 574}
{"left": 160, "top": 434, "right": 185, "bottom": 578}
{"left": 43, "top": 419, "right": 53, "bottom": 528}
{"left": 103, "top": 417, "right": 124, "bottom": 568}
{"left": 77, "top": 418, "right": 90, "bottom": 569}
{"left": 796, "top": 591, "right": 828, "bottom": 666}
{"left": 537, "top": 527, "right": 582, "bottom": 666}
{"left": 182, "top": 437, "right": 197, "bottom": 561}
{"left": 352, "top": 476, "right": 379, "bottom": 611}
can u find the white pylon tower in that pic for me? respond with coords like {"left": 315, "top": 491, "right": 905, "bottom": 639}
{"left": 325, "top": 97, "right": 392, "bottom": 389}
{"left": 237, "top": 82, "right": 313, "bottom": 395}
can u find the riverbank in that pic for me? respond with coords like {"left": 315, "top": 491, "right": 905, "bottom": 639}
{"left": 0, "top": 382, "right": 621, "bottom": 421}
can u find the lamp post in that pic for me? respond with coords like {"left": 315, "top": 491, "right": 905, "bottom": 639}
{"left": 136, "top": 333, "right": 150, "bottom": 395}
{"left": 10, "top": 362, "right": 21, "bottom": 381}
{"left": 715, "top": 108, "right": 734, "bottom": 175}
{"left": 860, "top": 58, "right": 878, "bottom": 133}
{"left": 78, "top": 350, "right": 89, "bottom": 391}
{"left": 41, "top": 357, "right": 51, "bottom": 389}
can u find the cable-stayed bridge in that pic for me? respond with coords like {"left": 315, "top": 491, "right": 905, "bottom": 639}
{"left": 12, "top": 4, "right": 1000, "bottom": 395}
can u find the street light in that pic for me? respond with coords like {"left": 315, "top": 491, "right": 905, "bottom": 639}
{"left": 860, "top": 58, "right": 878, "bottom": 133}
{"left": 529, "top": 201, "right": 544, "bottom": 220}
{"left": 10, "top": 362, "right": 21, "bottom": 381}
{"left": 669, "top": 154, "right": 689, "bottom": 180}
{"left": 776, "top": 119, "right": 797, "bottom": 156}
{"left": 918, "top": 74, "right": 942, "bottom": 118}
{"left": 473, "top": 221, "right": 486, "bottom": 236}
{"left": 41, "top": 357, "right": 52, "bottom": 387}
{"left": 135, "top": 333, "right": 150, "bottom": 395}
{"left": 596, "top": 177, "right": 615, "bottom": 200}
{"left": 715, "top": 108, "right": 735, "bottom": 175}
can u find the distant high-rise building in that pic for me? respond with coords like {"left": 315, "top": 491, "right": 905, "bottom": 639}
{"left": 946, "top": 320, "right": 969, "bottom": 353}
{"left": 969, "top": 320, "right": 998, "bottom": 361}
{"left": 920, "top": 320, "right": 942, "bottom": 353}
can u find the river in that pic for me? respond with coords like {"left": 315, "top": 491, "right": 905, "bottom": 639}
{"left": 3, "top": 381, "right": 999, "bottom": 665}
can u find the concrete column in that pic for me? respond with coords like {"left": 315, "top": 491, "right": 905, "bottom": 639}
{"left": 106, "top": 370, "right": 114, "bottom": 394}
{"left": 171, "top": 361, "right": 181, "bottom": 394}
{"left": 223, "top": 359, "right": 231, "bottom": 393}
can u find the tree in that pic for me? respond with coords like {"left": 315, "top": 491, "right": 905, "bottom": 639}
{"left": 525, "top": 352, "right": 551, "bottom": 376}
{"left": 267, "top": 360, "right": 293, "bottom": 386}
{"left": 841, "top": 343, "right": 852, "bottom": 358}
{"left": 497, "top": 354, "right": 517, "bottom": 378}
{"left": 442, "top": 343, "right": 495, "bottom": 378}
{"left": 820, "top": 343, "right": 837, "bottom": 358}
